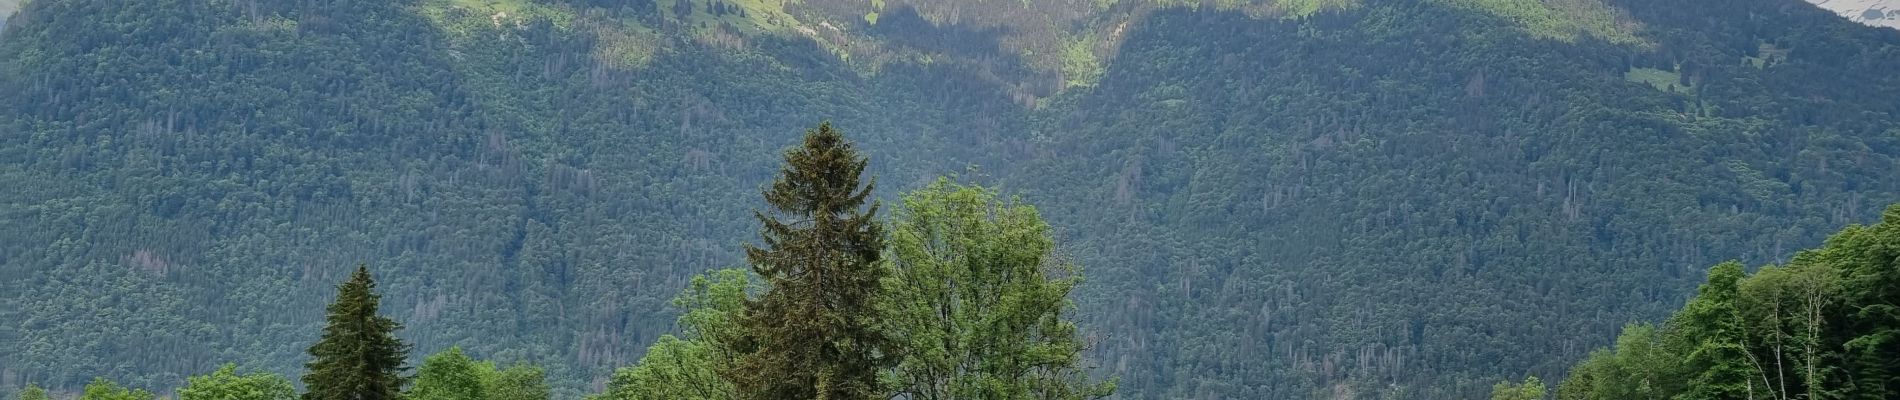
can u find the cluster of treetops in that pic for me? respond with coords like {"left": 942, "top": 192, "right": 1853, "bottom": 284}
{"left": 14, "top": 122, "right": 1900, "bottom": 400}
{"left": 1491, "top": 210, "right": 1900, "bottom": 399}
{"left": 9, "top": 122, "right": 1117, "bottom": 400}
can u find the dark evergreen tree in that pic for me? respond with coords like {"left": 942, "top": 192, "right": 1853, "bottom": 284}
{"left": 302, "top": 266, "right": 410, "bottom": 400}
{"left": 726, "top": 122, "right": 892, "bottom": 400}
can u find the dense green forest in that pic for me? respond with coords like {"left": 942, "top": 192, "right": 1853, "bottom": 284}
{"left": 7, "top": 124, "right": 1116, "bottom": 400}
{"left": 1, "top": 0, "right": 1898, "bottom": 398}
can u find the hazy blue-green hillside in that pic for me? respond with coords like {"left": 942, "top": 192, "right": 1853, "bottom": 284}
{"left": 1, "top": 0, "right": 1897, "bottom": 398}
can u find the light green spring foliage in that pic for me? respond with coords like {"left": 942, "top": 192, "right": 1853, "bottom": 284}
{"left": 601, "top": 180, "right": 1120, "bottom": 400}
{"left": 178, "top": 365, "right": 296, "bottom": 400}
{"left": 17, "top": 385, "right": 48, "bottom": 400}
{"left": 1816, "top": 208, "right": 1900, "bottom": 399}
{"left": 597, "top": 269, "right": 751, "bottom": 400}
{"left": 1060, "top": 33, "right": 1104, "bottom": 89}
{"left": 1556, "top": 265, "right": 1767, "bottom": 400}
{"left": 410, "top": 348, "right": 490, "bottom": 400}
{"left": 1488, "top": 376, "right": 1545, "bottom": 400}
{"left": 672, "top": 269, "right": 751, "bottom": 348}
{"left": 1556, "top": 324, "right": 1683, "bottom": 400}
{"left": 880, "top": 178, "right": 1115, "bottom": 400}
{"left": 408, "top": 347, "right": 553, "bottom": 400}
{"left": 78, "top": 379, "right": 153, "bottom": 400}
{"left": 1559, "top": 263, "right": 1761, "bottom": 400}
{"left": 1672, "top": 261, "right": 1758, "bottom": 399}
{"left": 600, "top": 336, "right": 731, "bottom": 400}
{"left": 1559, "top": 206, "right": 1900, "bottom": 400}
{"left": 485, "top": 365, "right": 552, "bottom": 400}
{"left": 1737, "top": 262, "right": 1842, "bottom": 400}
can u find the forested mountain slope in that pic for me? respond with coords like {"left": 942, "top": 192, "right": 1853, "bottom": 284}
{"left": 0, "top": 0, "right": 1896, "bottom": 398}
{"left": 1026, "top": 0, "right": 1900, "bottom": 396}
{"left": 0, "top": 0, "right": 1026, "bottom": 395}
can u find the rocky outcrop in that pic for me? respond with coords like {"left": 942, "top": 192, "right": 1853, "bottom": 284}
{"left": 1810, "top": 0, "right": 1900, "bottom": 29}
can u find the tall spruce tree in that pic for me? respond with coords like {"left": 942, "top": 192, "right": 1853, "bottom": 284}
{"left": 303, "top": 265, "right": 410, "bottom": 400}
{"left": 726, "top": 122, "right": 892, "bottom": 400}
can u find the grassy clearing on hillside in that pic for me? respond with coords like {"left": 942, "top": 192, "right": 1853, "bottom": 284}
{"left": 660, "top": 0, "right": 803, "bottom": 34}
{"left": 1625, "top": 67, "right": 1691, "bottom": 94}
{"left": 448, "top": 0, "right": 530, "bottom": 15}
{"left": 1062, "top": 32, "right": 1105, "bottom": 88}
{"left": 1433, "top": 0, "right": 1645, "bottom": 45}
{"left": 1118, "top": 0, "right": 1354, "bottom": 17}
{"left": 1277, "top": 0, "right": 1357, "bottom": 18}
{"left": 422, "top": 0, "right": 576, "bottom": 31}
{"left": 421, "top": 0, "right": 666, "bottom": 69}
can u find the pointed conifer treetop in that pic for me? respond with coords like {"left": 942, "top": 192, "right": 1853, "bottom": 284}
{"left": 752, "top": 121, "right": 883, "bottom": 273}
{"left": 728, "top": 121, "right": 892, "bottom": 400}
{"left": 302, "top": 265, "right": 410, "bottom": 400}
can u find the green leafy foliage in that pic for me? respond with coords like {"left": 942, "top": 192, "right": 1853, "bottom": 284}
{"left": 77, "top": 379, "right": 153, "bottom": 400}
{"left": 409, "top": 348, "right": 552, "bottom": 400}
{"left": 490, "top": 366, "right": 553, "bottom": 400}
{"left": 1555, "top": 324, "right": 1682, "bottom": 399}
{"left": 1556, "top": 206, "right": 1900, "bottom": 400}
{"left": 595, "top": 269, "right": 749, "bottom": 400}
{"left": 1489, "top": 376, "right": 1546, "bottom": 400}
{"left": 410, "top": 349, "right": 489, "bottom": 400}
{"left": 880, "top": 178, "right": 1115, "bottom": 400}
{"left": 16, "top": 385, "right": 48, "bottom": 400}
{"left": 1737, "top": 261, "right": 1841, "bottom": 400}
{"left": 1820, "top": 207, "right": 1900, "bottom": 399}
{"left": 601, "top": 176, "right": 1121, "bottom": 400}
{"left": 178, "top": 365, "right": 297, "bottom": 400}
{"left": 1673, "top": 262, "right": 1759, "bottom": 399}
